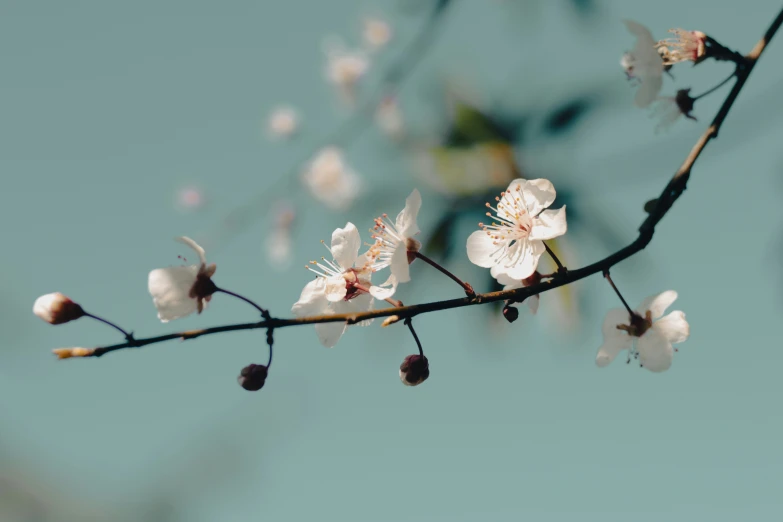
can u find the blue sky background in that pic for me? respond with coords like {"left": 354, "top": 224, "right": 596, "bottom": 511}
{"left": 2, "top": 1, "right": 783, "bottom": 520}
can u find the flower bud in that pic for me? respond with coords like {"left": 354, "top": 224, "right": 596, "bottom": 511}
{"left": 399, "top": 354, "right": 429, "bottom": 386}
{"left": 382, "top": 315, "right": 402, "bottom": 327}
{"left": 33, "top": 293, "right": 85, "bottom": 325}
{"left": 52, "top": 347, "right": 94, "bottom": 359}
{"left": 502, "top": 304, "right": 519, "bottom": 323}
{"left": 238, "top": 364, "right": 268, "bottom": 391}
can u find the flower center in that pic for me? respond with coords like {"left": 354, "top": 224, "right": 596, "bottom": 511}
{"left": 616, "top": 311, "right": 653, "bottom": 337}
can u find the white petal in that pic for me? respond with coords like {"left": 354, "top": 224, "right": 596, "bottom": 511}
{"left": 521, "top": 178, "right": 556, "bottom": 215}
{"left": 176, "top": 236, "right": 207, "bottom": 266}
{"left": 634, "top": 75, "right": 663, "bottom": 108}
{"left": 492, "top": 268, "right": 521, "bottom": 289}
{"left": 637, "top": 328, "right": 674, "bottom": 372}
{"left": 291, "top": 278, "right": 329, "bottom": 317}
{"left": 466, "top": 230, "right": 501, "bottom": 268}
{"left": 148, "top": 266, "right": 199, "bottom": 322}
{"left": 529, "top": 206, "right": 567, "bottom": 241}
{"left": 396, "top": 189, "right": 422, "bottom": 238}
{"left": 636, "top": 290, "right": 678, "bottom": 319}
{"left": 653, "top": 311, "right": 689, "bottom": 344}
{"left": 330, "top": 222, "right": 361, "bottom": 270}
{"left": 527, "top": 295, "right": 540, "bottom": 315}
{"left": 334, "top": 293, "right": 375, "bottom": 326}
{"left": 390, "top": 244, "right": 411, "bottom": 283}
{"left": 503, "top": 240, "right": 545, "bottom": 280}
{"left": 324, "top": 275, "right": 348, "bottom": 302}
{"left": 595, "top": 308, "right": 633, "bottom": 367}
{"left": 315, "top": 320, "right": 347, "bottom": 348}
{"left": 623, "top": 20, "right": 656, "bottom": 49}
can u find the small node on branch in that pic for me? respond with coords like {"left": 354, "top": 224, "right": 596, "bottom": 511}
{"left": 238, "top": 364, "right": 269, "bottom": 391}
{"left": 53, "top": 347, "right": 94, "bottom": 359}
{"left": 643, "top": 198, "right": 659, "bottom": 214}
{"left": 399, "top": 354, "right": 429, "bottom": 387}
{"left": 382, "top": 315, "right": 402, "bottom": 327}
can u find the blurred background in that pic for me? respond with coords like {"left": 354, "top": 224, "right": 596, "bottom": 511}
{"left": 3, "top": 1, "right": 783, "bottom": 520}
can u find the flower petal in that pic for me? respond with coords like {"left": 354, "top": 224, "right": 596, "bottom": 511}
{"left": 396, "top": 189, "right": 422, "bottom": 238}
{"left": 466, "top": 230, "right": 501, "bottom": 268}
{"left": 654, "top": 311, "right": 689, "bottom": 344}
{"left": 595, "top": 308, "right": 633, "bottom": 367}
{"left": 148, "top": 266, "right": 199, "bottom": 322}
{"left": 527, "top": 295, "right": 540, "bottom": 315}
{"left": 176, "top": 236, "right": 207, "bottom": 266}
{"left": 292, "top": 278, "right": 329, "bottom": 317}
{"left": 529, "top": 206, "right": 567, "bottom": 241}
{"left": 330, "top": 222, "right": 361, "bottom": 270}
{"left": 503, "top": 240, "right": 545, "bottom": 280}
{"left": 370, "top": 275, "right": 398, "bottom": 300}
{"left": 634, "top": 75, "right": 663, "bottom": 108}
{"left": 390, "top": 244, "right": 410, "bottom": 283}
{"left": 637, "top": 328, "right": 674, "bottom": 372}
{"left": 325, "top": 275, "right": 348, "bottom": 302}
{"left": 623, "top": 19, "right": 657, "bottom": 50}
{"left": 636, "top": 290, "right": 678, "bottom": 319}
{"left": 521, "top": 178, "right": 556, "bottom": 215}
{"left": 315, "top": 320, "right": 347, "bottom": 348}
{"left": 334, "top": 293, "right": 375, "bottom": 326}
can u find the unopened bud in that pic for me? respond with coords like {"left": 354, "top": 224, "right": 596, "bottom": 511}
{"left": 382, "top": 315, "right": 402, "bottom": 327}
{"left": 674, "top": 89, "right": 696, "bottom": 121}
{"left": 238, "top": 364, "right": 268, "bottom": 391}
{"left": 502, "top": 304, "right": 519, "bottom": 323}
{"left": 52, "top": 347, "right": 94, "bottom": 359}
{"left": 33, "top": 293, "right": 85, "bottom": 325}
{"left": 399, "top": 354, "right": 429, "bottom": 386}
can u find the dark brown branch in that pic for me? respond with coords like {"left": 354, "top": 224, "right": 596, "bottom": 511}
{"left": 74, "top": 7, "right": 783, "bottom": 360}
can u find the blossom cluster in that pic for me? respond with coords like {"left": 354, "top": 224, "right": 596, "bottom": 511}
{"left": 621, "top": 20, "right": 708, "bottom": 131}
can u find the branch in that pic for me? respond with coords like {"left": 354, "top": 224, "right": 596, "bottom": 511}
{"left": 78, "top": 7, "right": 783, "bottom": 359}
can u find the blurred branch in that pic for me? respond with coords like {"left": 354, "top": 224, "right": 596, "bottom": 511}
{"left": 203, "top": 1, "right": 453, "bottom": 251}
{"left": 66, "top": 7, "right": 783, "bottom": 360}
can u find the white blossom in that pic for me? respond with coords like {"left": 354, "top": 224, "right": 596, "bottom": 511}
{"left": 368, "top": 189, "right": 422, "bottom": 300}
{"left": 267, "top": 106, "right": 299, "bottom": 139}
{"left": 658, "top": 29, "right": 707, "bottom": 65}
{"left": 363, "top": 18, "right": 392, "bottom": 50}
{"left": 324, "top": 39, "right": 370, "bottom": 104}
{"left": 622, "top": 20, "right": 664, "bottom": 108}
{"left": 302, "top": 147, "right": 362, "bottom": 211}
{"left": 596, "top": 291, "right": 690, "bottom": 372}
{"left": 375, "top": 96, "right": 404, "bottom": 139}
{"left": 467, "top": 178, "right": 567, "bottom": 280}
{"left": 148, "top": 237, "right": 217, "bottom": 322}
{"left": 291, "top": 223, "right": 376, "bottom": 347}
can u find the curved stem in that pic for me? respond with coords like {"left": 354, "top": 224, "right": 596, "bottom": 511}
{"left": 693, "top": 72, "right": 736, "bottom": 100}
{"left": 415, "top": 251, "right": 475, "bottom": 297}
{"left": 543, "top": 242, "right": 566, "bottom": 273}
{"left": 405, "top": 318, "right": 424, "bottom": 357}
{"left": 603, "top": 271, "right": 634, "bottom": 316}
{"left": 215, "top": 288, "right": 269, "bottom": 318}
{"left": 83, "top": 312, "right": 133, "bottom": 340}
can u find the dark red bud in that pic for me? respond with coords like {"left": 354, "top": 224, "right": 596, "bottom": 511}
{"left": 238, "top": 364, "right": 268, "bottom": 391}
{"left": 502, "top": 304, "right": 519, "bottom": 323}
{"left": 399, "top": 354, "right": 429, "bottom": 386}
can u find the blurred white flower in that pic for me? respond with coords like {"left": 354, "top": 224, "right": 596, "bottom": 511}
{"left": 363, "top": 18, "right": 392, "bottom": 50}
{"left": 375, "top": 96, "right": 405, "bottom": 139}
{"left": 267, "top": 106, "right": 299, "bottom": 139}
{"left": 658, "top": 29, "right": 707, "bottom": 65}
{"left": 266, "top": 203, "right": 296, "bottom": 269}
{"left": 368, "top": 189, "right": 422, "bottom": 299}
{"left": 651, "top": 88, "right": 696, "bottom": 132}
{"left": 622, "top": 20, "right": 664, "bottom": 108}
{"left": 467, "top": 178, "right": 567, "bottom": 280}
{"left": 302, "top": 147, "right": 362, "bottom": 211}
{"left": 292, "top": 223, "right": 376, "bottom": 347}
{"left": 148, "top": 237, "right": 217, "bottom": 322}
{"left": 596, "top": 291, "right": 689, "bottom": 372}
{"left": 324, "top": 38, "right": 370, "bottom": 104}
{"left": 175, "top": 185, "right": 206, "bottom": 212}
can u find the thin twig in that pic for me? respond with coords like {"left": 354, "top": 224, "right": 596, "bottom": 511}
{"left": 76, "top": 7, "right": 783, "bottom": 360}
{"left": 543, "top": 242, "right": 566, "bottom": 273}
{"left": 405, "top": 318, "right": 424, "bottom": 357}
{"left": 415, "top": 251, "right": 475, "bottom": 296}
{"left": 216, "top": 288, "right": 270, "bottom": 318}
{"left": 602, "top": 271, "right": 634, "bottom": 316}
{"left": 83, "top": 313, "right": 134, "bottom": 340}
